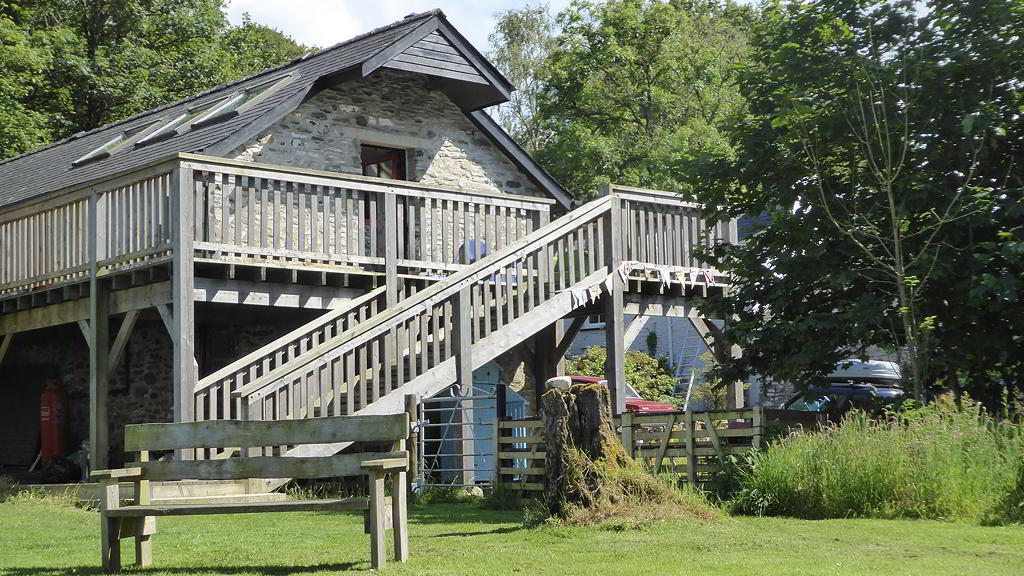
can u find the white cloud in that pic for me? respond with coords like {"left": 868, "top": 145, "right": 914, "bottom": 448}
{"left": 224, "top": 0, "right": 574, "bottom": 53}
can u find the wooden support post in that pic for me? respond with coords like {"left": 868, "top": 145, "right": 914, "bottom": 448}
{"left": 532, "top": 323, "right": 557, "bottom": 410}
{"left": 602, "top": 186, "right": 626, "bottom": 415}
{"left": 452, "top": 287, "right": 474, "bottom": 485}
{"left": 551, "top": 319, "right": 566, "bottom": 376}
{"left": 368, "top": 468, "right": 387, "bottom": 570}
{"left": 170, "top": 166, "right": 196, "bottom": 458}
{"left": 87, "top": 185, "right": 111, "bottom": 471}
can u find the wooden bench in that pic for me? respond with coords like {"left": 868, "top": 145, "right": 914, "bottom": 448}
{"left": 91, "top": 413, "right": 411, "bottom": 573}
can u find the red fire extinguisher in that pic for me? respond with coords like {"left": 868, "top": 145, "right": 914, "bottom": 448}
{"left": 40, "top": 379, "right": 68, "bottom": 461}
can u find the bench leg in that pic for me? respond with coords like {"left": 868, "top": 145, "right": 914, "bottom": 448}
{"left": 368, "top": 469, "right": 387, "bottom": 570}
{"left": 100, "top": 516, "right": 121, "bottom": 573}
{"left": 391, "top": 470, "right": 408, "bottom": 563}
{"left": 134, "top": 517, "right": 155, "bottom": 567}
{"left": 98, "top": 479, "right": 122, "bottom": 573}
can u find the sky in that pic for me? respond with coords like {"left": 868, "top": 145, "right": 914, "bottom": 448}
{"left": 224, "top": 1, "right": 575, "bottom": 54}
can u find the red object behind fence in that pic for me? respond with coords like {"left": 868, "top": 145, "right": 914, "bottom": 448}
{"left": 40, "top": 379, "right": 68, "bottom": 460}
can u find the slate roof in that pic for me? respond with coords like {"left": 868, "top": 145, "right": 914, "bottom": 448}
{"left": 0, "top": 10, "right": 572, "bottom": 211}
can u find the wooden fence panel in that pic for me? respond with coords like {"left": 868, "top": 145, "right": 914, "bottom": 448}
{"left": 496, "top": 408, "right": 765, "bottom": 494}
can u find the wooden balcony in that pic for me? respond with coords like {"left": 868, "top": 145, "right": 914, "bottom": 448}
{"left": 0, "top": 154, "right": 556, "bottom": 309}
{"left": 0, "top": 154, "right": 734, "bottom": 315}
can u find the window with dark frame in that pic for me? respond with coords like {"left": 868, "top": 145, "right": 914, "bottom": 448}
{"left": 361, "top": 144, "right": 407, "bottom": 180}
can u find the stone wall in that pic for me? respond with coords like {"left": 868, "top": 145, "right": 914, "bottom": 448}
{"left": 0, "top": 321, "right": 173, "bottom": 468}
{"left": 0, "top": 314, "right": 310, "bottom": 469}
{"left": 230, "top": 69, "right": 544, "bottom": 199}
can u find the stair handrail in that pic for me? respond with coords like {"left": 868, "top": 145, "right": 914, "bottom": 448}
{"left": 194, "top": 285, "right": 388, "bottom": 395}
{"left": 234, "top": 195, "right": 616, "bottom": 402}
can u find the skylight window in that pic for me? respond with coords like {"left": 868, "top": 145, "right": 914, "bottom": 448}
{"left": 190, "top": 92, "right": 247, "bottom": 128}
{"left": 134, "top": 112, "right": 191, "bottom": 146}
{"left": 191, "top": 73, "right": 296, "bottom": 129}
{"left": 133, "top": 73, "right": 297, "bottom": 147}
{"left": 71, "top": 120, "right": 163, "bottom": 167}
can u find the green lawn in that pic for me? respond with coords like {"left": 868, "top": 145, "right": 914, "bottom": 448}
{"left": 1, "top": 499, "right": 1022, "bottom": 575}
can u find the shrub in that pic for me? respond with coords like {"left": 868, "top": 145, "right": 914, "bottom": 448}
{"left": 732, "top": 396, "right": 1024, "bottom": 523}
{"left": 987, "top": 455, "right": 1024, "bottom": 525}
{"left": 565, "top": 346, "right": 678, "bottom": 402}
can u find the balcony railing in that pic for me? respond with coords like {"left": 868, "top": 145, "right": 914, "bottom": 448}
{"left": 0, "top": 154, "right": 555, "bottom": 298}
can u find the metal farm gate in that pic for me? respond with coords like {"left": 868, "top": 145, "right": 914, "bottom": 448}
{"left": 416, "top": 388, "right": 498, "bottom": 490}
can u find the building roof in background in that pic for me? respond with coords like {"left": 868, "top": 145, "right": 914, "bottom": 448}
{"left": 0, "top": 10, "right": 572, "bottom": 212}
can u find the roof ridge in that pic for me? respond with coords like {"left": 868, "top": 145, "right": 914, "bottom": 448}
{"left": 0, "top": 9, "right": 442, "bottom": 168}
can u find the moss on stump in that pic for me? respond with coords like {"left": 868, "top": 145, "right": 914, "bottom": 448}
{"left": 540, "top": 382, "right": 716, "bottom": 525}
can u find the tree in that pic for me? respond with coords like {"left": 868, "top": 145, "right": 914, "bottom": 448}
{"left": 0, "top": 1, "right": 311, "bottom": 159}
{"left": 488, "top": 3, "right": 557, "bottom": 153}
{"left": 0, "top": 4, "right": 51, "bottom": 158}
{"left": 220, "top": 12, "right": 313, "bottom": 79}
{"left": 695, "top": 0, "right": 1023, "bottom": 406}
{"left": 534, "top": 0, "right": 753, "bottom": 199}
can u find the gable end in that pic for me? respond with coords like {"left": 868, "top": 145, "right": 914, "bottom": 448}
{"left": 384, "top": 31, "right": 488, "bottom": 86}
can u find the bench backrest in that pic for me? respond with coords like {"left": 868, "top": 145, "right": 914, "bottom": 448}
{"left": 122, "top": 414, "right": 409, "bottom": 481}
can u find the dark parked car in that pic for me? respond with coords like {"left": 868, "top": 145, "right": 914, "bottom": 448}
{"left": 781, "top": 382, "right": 906, "bottom": 418}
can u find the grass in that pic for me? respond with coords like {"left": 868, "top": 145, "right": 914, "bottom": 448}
{"left": 733, "top": 397, "right": 1024, "bottom": 523}
{"left": 1, "top": 497, "right": 1023, "bottom": 575}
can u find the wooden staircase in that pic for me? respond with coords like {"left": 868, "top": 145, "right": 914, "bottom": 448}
{"left": 189, "top": 187, "right": 731, "bottom": 491}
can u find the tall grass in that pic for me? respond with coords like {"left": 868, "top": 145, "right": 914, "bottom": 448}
{"left": 733, "top": 397, "right": 1024, "bottom": 523}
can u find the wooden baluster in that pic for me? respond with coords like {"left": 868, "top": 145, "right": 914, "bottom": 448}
{"left": 419, "top": 310, "right": 430, "bottom": 372}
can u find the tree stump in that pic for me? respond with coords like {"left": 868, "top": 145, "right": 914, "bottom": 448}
{"left": 541, "top": 381, "right": 629, "bottom": 518}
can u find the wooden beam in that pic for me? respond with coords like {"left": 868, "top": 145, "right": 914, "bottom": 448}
{"left": 623, "top": 315, "right": 650, "bottom": 349}
{"left": 688, "top": 318, "right": 728, "bottom": 363}
{"left": 77, "top": 319, "right": 92, "bottom": 349}
{"left": 109, "top": 309, "right": 140, "bottom": 370}
{"left": 156, "top": 304, "right": 173, "bottom": 336}
{"left": 192, "top": 278, "right": 363, "bottom": 309}
{"left": 689, "top": 317, "right": 744, "bottom": 409}
{"left": 0, "top": 281, "right": 170, "bottom": 336}
{"left": 0, "top": 333, "right": 13, "bottom": 368}
{"left": 551, "top": 316, "right": 586, "bottom": 368}
{"left": 622, "top": 294, "right": 701, "bottom": 318}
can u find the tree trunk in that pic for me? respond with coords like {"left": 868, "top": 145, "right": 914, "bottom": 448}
{"left": 541, "top": 382, "right": 628, "bottom": 518}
